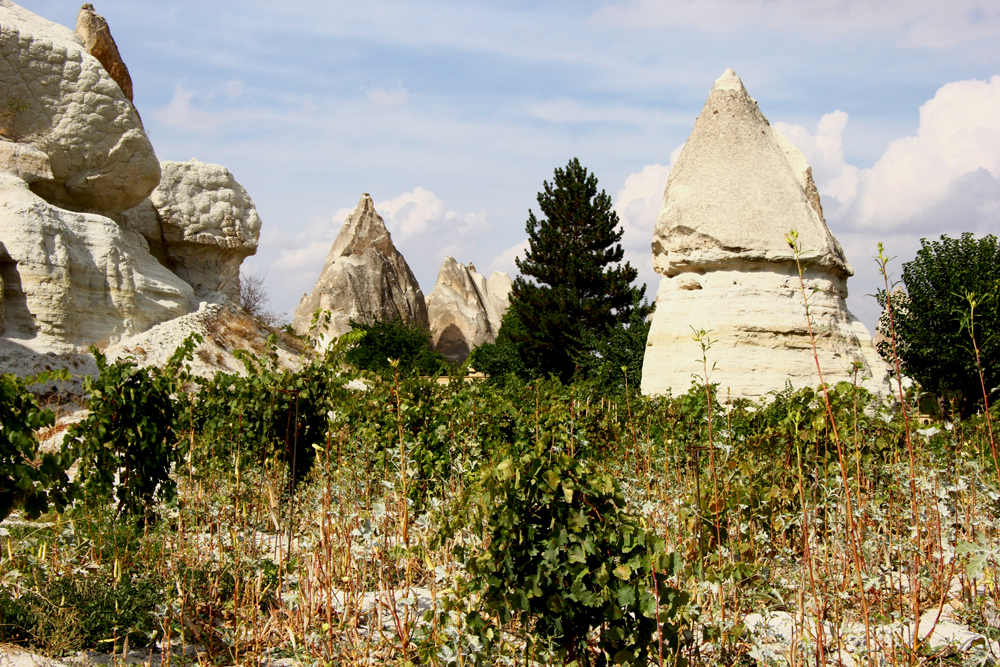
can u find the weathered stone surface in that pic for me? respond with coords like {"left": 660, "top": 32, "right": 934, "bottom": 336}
{"left": 641, "top": 69, "right": 890, "bottom": 401}
{"left": 292, "top": 194, "right": 429, "bottom": 343}
{"left": 0, "top": 172, "right": 194, "bottom": 348}
{"left": 0, "top": 140, "right": 52, "bottom": 183}
{"left": 0, "top": 0, "right": 158, "bottom": 213}
{"left": 124, "top": 159, "right": 261, "bottom": 299}
{"left": 426, "top": 257, "right": 512, "bottom": 363}
{"left": 75, "top": 3, "right": 133, "bottom": 103}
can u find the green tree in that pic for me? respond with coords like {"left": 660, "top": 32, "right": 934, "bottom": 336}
{"left": 345, "top": 317, "right": 447, "bottom": 376}
{"left": 504, "top": 158, "right": 646, "bottom": 381}
{"left": 877, "top": 233, "right": 1000, "bottom": 418}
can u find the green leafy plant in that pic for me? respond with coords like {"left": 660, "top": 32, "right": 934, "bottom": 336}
{"left": 0, "top": 370, "right": 73, "bottom": 521}
{"left": 64, "top": 335, "right": 200, "bottom": 520}
{"left": 345, "top": 317, "right": 447, "bottom": 376}
{"left": 456, "top": 442, "right": 688, "bottom": 665}
{"left": 876, "top": 232, "right": 1000, "bottom": 418}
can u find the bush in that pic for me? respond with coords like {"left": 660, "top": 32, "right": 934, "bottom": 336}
{"left": 457, "top": 442, "right": 688, "bottom": 664}
{"left": 64, "top": 336, "right": 199, "bottom": 521}
{"left": 877, "top": 233, "right": 1000, "bottom": 417}
{"left": 345, "top": 317, "right": 447, "bottom": 376}
{"left": 194, "top": 338, "right": 348, "bottom": 487}
{"left": 0, "top": 570, "right": 164, "bottom": 653}
{"left": 0, "top": 371, "right": 73, "bottom": 521}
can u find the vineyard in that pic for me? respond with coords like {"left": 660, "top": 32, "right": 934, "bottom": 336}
{"left": 1, "top": 328, "right": 999, "bottom": 667}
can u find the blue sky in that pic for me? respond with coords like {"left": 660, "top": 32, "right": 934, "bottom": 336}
{"left": 21, "top": 0, "right": 1000, "bottom": 331}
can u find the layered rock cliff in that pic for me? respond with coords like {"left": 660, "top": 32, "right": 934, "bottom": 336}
{"left": 641, "top": 69, "right": 889, "bottom": 401}
{"left": 291, "top": 194, "right": 429, "bottom": 344}
{"left": 426, "top": 257, "right": 511, "bottom": 363}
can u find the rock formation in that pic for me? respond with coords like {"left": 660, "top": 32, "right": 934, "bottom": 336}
{"left": 292, "top": 194, "right": 429, "bottom": 343}
{"left": 0, "top": 1, "right": 159, "bottom": 213}
{"left": 75, "top": 3, "right": 133, "bottom": 103}
{"left": 641, "top": 69, "right": 889, "bottom": 401}
{"left": 0, "top": 3, "right": 196, "bottom": 349}
{"left": 0, "top": 2, "right": 260, "bottom": 355}
{"left": 426, "top": 257, "right": 512, "bottom": 363}
{"left": 124, "top": 159, "right": 261, "bottom": 299}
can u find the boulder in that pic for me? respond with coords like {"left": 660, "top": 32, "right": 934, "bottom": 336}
{"left": 124, "top": 159, "right": 262, "bottom": 299}
{"left": 0, "top": 0, "right": 158, "bottom": 213}
{"left": 641, "top": 69, "right": 890, "bottom": 401}
{"left": 75, "top": 3, "right": 133, "bottom": 103}
{"left": 292, "top": 194, "right": 429, "bottom": 343}
{"left": 426, "top": 257, "right": 512, "bottom": 363}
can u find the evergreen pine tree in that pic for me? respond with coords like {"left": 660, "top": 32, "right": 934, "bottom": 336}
{"left": 504, "top": 158, "right": 645, "bottom": 381}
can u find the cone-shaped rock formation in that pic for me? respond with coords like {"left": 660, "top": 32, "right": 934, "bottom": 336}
{"left": 292, "top": 194, "right": 428, "bottom": 344}
{"left": 426, "top": 257, "right": 512, "bottom": 363}
{"left": 641, "top": 69, "right": 889, "bottom": 401}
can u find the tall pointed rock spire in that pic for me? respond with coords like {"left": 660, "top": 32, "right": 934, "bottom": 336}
{"left": 641, "top": 70, "right": 889, "bottom": 401}
{"left": 291, "top": 194, "right": 428, "bottom": 345}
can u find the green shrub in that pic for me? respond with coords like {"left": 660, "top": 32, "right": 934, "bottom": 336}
{"left": 345, "top": 317, "right": 446, "bottom": 376}
{"left": 64, "top": 336, "right": 199, "bottom": 520}
{"left": 457, "top": 442, "right": 688, "bottom": 665}
{"left": 194, "top": 337, "right": 350, "bottom": 487}
{"left": 0, "top": 570, "right": 164, "bottom": 654}
{"left": 0, "top": 370, "right": 73, "bottom": 521}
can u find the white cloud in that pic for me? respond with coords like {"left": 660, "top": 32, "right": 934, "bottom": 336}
{"left": 775, "top": 111, "right": 861, "bottom": 218}
{"left": 595, "top": 0, "right": 1000, "bottom": 48}
{"left": 367, "top": 85, "right": 409, "bottom": 110}
{"left": 612, "top": 145, "right": 684, "bottom": 297}
{"left": 764, "top": 75, "right": 1000, "bottom": 330}
{"left": 488, "top": 239, "right": 530, "bottom": 277}
{"left": 152, "top": 85, "right": 225, "bottom": 131}
{"left": 376, "top": 187, "right": 447, "bottom": 237}
{"left": 854, "top": 75, "right": 1000, "bottom": 230}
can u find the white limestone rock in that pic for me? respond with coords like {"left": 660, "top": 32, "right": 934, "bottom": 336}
{"left": 291, "top": 194, "right": 429, "bottom": 343}
{"left": 426, "top": 257, "right": 512, "bottom": 363}
{"left": 0, "top": 172, "right": 194, "bottom": 349}
{"left": 124, "top": 159, "right": 261, "bottom": 299}
{"left": 0, "top": 1, "right": 159, "bottom": 213}
{"left": 641, "top": 69, "right": 890, "bottom": 401}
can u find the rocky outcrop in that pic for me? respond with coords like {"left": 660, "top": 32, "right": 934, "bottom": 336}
{"left": 292, "top": 194, "right": 429, "bottom": 343}
{"left": 75, "top": 3, "right": 133, "bottom": 103}
{"left": 0, "top": 1, "right": 158, "bottom": 213}
{"left": 0, "top": 3, "right": 217, "bottom": 352}
{"left": 641, "top": 69, "right": 890, "bottom": 401}
{"left": 124, "top": 159, "right": 262, "bottom": 299}
{"left": 426, "top": 257, "right": 512, "bottom": 363}
{"left": 0, "top": 170, "right": 194, "bottom": 347}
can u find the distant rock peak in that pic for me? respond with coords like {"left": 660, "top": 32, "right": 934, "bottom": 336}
{"left": 427, "top": 257, "right": 511, "bottom": 363}
{"left": 291, "top": 195, "right": 428, "bottom": 344}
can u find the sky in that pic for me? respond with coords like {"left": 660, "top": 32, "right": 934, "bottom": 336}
{"left": 20, "top": 0, "right": 1000, "bottom": 332}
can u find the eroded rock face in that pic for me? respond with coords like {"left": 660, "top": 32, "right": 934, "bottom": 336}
{"left": 0, "top": 0, "right": 158, "bottom": 213}
{"left": 0, "top": 172, "right": 194, "bottom": 347}
{"left": 0, "top": 3, "right": 195, "bottom": 352}
{"left": 426, "top": 257, "right": 512, "bottom": 363}
{"left": 641, "top": 69, "right": 889, "bottom": 401}
{"left": 75, "top": 3, "right": 133, "bottom": 103}
{"left": 124, "top": 159, "right": 261, "bottom": 299}
{"left": 291, "top": 194, "right": 429, "bottom": 343}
